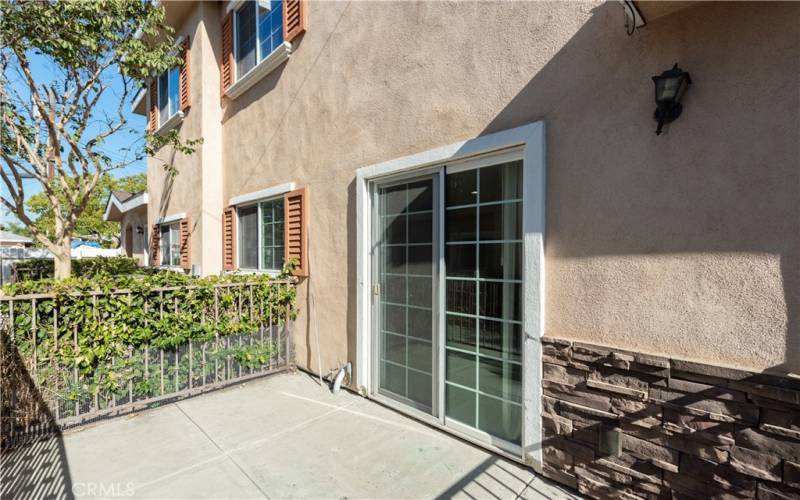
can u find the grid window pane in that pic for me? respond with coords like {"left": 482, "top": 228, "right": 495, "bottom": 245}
{"left": 479, "top": 202, "right": 521, "bottom": 241}
{"left": 446, "top": 170, "right": 477, "bottom": 207}
{"left": 160, "top": 226, "right": 170, "bottom": 266}
{"left": 168, "top": 67, "right": 180, "bottom": 117}
{"left": 238, "top": 205, "right": 259, "bottom": 269}
{"left": 378, "top": 179, "right": 434, "bottom": 412}
{"left": 479, "top": 161, "right": 522, "bottom": 203}
{"left": 444, "top": 160, "right": 524, "bottom": 446}
{"left": 258, "top": 0, "right": 284, "bottom": 62}
{"left": 446, "top": 314, "right": 476, "bottom": 351}
{"left": 478, "top": 395, "right": 521, "bottom": 444}
{"left": 170, "top": 225, "right": 181, "bottom": 266}
{"left": 158, "top": 72, "right": 169, "bottom": 124}
{"left": 236, "top": 1, "right": 257, "bottom": 78}
{"left": 261, "top": 198, "right": 285, "bottom": 270}
{"left": 446, "top": 384, "right": 476, "bottom": 426}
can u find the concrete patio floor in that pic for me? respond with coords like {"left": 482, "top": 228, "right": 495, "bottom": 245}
{"left": 3, "top": 372, "right": 580, "bottom": 499}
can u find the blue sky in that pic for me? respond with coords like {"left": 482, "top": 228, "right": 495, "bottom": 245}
{"left": 1, "top": 53, "right": 147, "bottom": 226}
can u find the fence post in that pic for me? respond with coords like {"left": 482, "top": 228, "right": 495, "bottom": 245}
{"left": 285, "top": 302, "right": 291, "bottom": 367}
{"left": 31, "top": 298, "right": 37, "bottom": 384}
{"left": 53, "top": 306, "right": 59, "bottom": 420}
{"left": 73, "top": 323, "right": 79, "bottom": 417}
{"left": 214, "top": 287, "right": 219, "bottom": 383}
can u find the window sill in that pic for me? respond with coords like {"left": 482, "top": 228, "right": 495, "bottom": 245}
{"left": 231, "top": 268, "right": 281, "bottom": 277}
{"left": 225, "top": 42, "right": 292, "bottom": 100}
{"left": 154, "top": 111, "right": 184, "bottom": 136}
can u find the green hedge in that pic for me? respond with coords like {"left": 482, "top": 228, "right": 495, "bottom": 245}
{"left": 13, "top": 256, "right": 154, "bottom": 281}
{"left": 1, "top": 265, "right": 298, "bottom": 417}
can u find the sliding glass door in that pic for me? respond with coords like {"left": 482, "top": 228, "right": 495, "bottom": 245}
{"left": 374, "top": 177, "right": 437, "bottom": 413}
{"left": 443, "top": 160, "right": 523, "bottom": 446}
{"left": 371, "top": 157, "right": 524, "bottom": 449}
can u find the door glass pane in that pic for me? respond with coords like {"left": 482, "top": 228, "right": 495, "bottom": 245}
{"left": 377, "top": 178, "right": 435, "bottom": 413}
{"left": 444, "top": 159, "right": 523, "bottom": 445}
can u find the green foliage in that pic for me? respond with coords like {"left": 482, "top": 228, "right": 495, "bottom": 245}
{"left": 13, "top": 174, "right": 146, "bottom": 246}
{"left": 13, "top": 256, "right": 151, "bottom": 281}
{"left": 0, "top": 0, "right": 202, "bottom": 273}
{"left": 2, "top": 268, "right": 298, "bottom": 416}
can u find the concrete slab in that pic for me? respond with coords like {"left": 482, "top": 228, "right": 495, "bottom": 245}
{"left": 2, "top": 373, "right": 582, "bottom": 499}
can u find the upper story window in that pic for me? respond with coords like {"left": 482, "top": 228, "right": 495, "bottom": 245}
{"left": 234, "top": 0, "right": 284, "bottom": 80}
{"left": 159, "top": 222, "right": 181, "bottom": 267}
{"left": 157, "top": 66, "right": 181, "bottom": 126}
{"left": 238, "top": 197, "right": 284, "bottom": 271}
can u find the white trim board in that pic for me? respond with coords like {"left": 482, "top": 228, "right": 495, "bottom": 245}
{"left": 103, "top": 192, "right": 149, "bottom": 221}
{"left": 156, "top": 212, "right": 186, "bottom": 225}
{"left": 229, "top": 182, "right": 296, "bottom": 206}
{"left": 355, "top": 121, "right": 546, "bottom": 470}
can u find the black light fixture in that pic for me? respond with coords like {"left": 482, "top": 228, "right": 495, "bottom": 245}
{"left": 652, "top": 63, "right": 691, "bottom": 135}
{"left": 136, "top": 225, "right": 144, "bottom": 235}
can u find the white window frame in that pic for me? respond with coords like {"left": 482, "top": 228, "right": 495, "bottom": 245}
{"left": 355, "top": 122, "right": 546, "bottom": 471}
{"left": 159, "top": 222, "right": 181, "bottom": 268}
{"left": 152, "top": 65, "right": 184, "bottom": 135}
{"left": 236, "top": 195, "right": 285, "bottom": 274}
{"left": 227, "top": 0, "right": 291, "bottom": 100}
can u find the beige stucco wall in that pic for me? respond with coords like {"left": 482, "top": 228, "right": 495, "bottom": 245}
{"left": 120, "top": 206, "right": 148, "bottom": 265}
{"left": 148, "top": 2, "right": 224, "bottom": 275}
{"left": 174, "top": 1, "right": 797, "bottom": 376}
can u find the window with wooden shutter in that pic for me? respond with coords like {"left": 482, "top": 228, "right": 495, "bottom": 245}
{"left": 220, "top": 12, "right": 233, "bottom": 96}
{"left": 283, "top": 187, "right": 308, "bottom": 276}
{"left": 179, "top": 218, "right": 192, "bottom": 271}
{"left": 150, "top": 224, "right": 160, "bottom": 266}
{"left": 283, "top": 0, "right": 307, "bottom": 43}
{"left": 148, "top": 80, "right": 158, "bottom": 132}
{"left": 179, "top": 36, "right": 191, "bottom": 112}
{"left": 222, "top": 206, "right": 236, "bottom": 271}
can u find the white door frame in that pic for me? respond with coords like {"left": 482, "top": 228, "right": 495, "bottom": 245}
{"left": 355, "top": 121, "right": 546, "bottom": 470}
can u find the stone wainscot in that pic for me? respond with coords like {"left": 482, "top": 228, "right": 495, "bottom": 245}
{"left": 541, "top": 337, "right": 800, "bottom": 499}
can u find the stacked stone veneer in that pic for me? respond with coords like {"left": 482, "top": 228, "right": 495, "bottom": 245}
{"left": 541, "top": 337, "right": 800, "bottom": 499}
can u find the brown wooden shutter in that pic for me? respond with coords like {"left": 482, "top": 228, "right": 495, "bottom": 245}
{"left": 283, "top": 0, "right": 307, "bottom": 43}
{"left": 220, "top": 12, "right": 233, "bottom": 96}
{"left": 179, "top": 217, "right": 192, "bottom": 271}
{"left": 148, "top": 80, "right": 158, "bottom": 132}
{"left": 222, "top": 206, "right": 236, "bottom": 271}
{"left": 179, "top": 36, "right": 191, "bottom": 112}
{"left": 150, "top": 224, "right": 160, "bottom": 266}
{"left": 284, "top": 187, "right": 308, "bottom": 276}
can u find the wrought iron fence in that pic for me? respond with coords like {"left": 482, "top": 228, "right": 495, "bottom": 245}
{"left": 0, "top": 280, "right": 295, "bottom": 449}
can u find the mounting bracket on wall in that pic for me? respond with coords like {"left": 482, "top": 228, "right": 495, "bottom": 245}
{"left": 620, "top": 0, "right": 646, "bottom": 35}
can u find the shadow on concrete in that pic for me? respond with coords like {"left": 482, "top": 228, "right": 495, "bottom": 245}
{"left": 1, "top": 320, "right": 74, "bottom": 499}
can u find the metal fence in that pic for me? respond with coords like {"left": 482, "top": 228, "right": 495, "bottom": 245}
{"left": 0, "top": 280, "right": 295, "bottom": 449}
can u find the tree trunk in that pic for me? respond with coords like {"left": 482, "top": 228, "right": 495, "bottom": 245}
{"left": 53, "top": 239, "right": 71, "bottom": 279}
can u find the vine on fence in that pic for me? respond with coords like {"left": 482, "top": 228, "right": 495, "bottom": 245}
{"left": 0, "top": 263, "right": 298, "bottom": 423}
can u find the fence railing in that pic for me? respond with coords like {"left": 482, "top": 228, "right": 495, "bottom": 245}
{"left": 0, "top": 280, "right": 295, "bottom": 449}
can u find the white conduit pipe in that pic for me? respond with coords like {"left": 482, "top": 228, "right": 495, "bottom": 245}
{"left": 332, "top": 362, "right": 351, "bottom": 394}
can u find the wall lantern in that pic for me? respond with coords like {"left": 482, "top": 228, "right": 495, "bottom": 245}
{"left": 136, "top": 226, "right": 144, "bottom": 235}
{"left": 652, "top": 63, "right": 691, "bottom": 135}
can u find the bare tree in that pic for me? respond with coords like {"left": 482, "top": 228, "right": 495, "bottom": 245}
{"left": 0, "top": 0, "right": 200, "bottom": 277}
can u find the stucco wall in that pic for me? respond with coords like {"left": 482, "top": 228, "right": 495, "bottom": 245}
{"left": 205, "top": 1, "right": 799, "bottom": 375}
{"left": 120, "top": 206, "right": 148, "bottom": 265}
{"left": 148, "top": 2, "right": 224, "bottom": 273}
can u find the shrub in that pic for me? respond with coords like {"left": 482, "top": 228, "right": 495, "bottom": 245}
{"left": 13, "top": 257, "right": 152, "bottom": 282}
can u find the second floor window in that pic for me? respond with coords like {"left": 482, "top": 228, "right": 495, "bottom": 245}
{"left": 157, "top": 66, "right": 180, "bottom": 126}
{"left": 159, "top": 223, "right": 181, "bottom": 267}
{"left": 238, "top": 197, "right": 284, "bottom": 271}
{"left": 235, "top": 0, "right": 284, "bottom": 80}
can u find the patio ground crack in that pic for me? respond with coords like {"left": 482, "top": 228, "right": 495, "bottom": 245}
{"left": 175, "top": 403, "right": 271, "bottom": 499}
